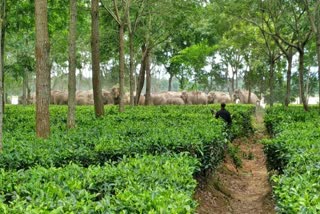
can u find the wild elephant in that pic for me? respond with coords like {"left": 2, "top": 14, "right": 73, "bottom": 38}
{"left": 111, "top": 87, "right": 131, "bottom": 105}
{"left": 167, "top": 97, "right": 185, "bottom": 105}
{"left": 181, "top": 91, "right": 207, "bottom": 105}
{"left": 111, "top": 87, "right": 121, "bottom": 104}
{"left": 123, "top": 93, "right": 131, "bottom": 105}
{"left": 160, "top": 91, "right": 182, "bottom": 99}
{"left": 102, "top": 90, "right": 114, "bottom": 105}
{"left": 148, "top": 93, "right": 167, "bottom": 105}
{"left": 207, "top": 91, "right": 232, "bottom": 104}
{"left": 233, "top": 89, "right": 259, "bottom": 104}
{"left": 52, "top": 91, "right": 68, "bottom": 105}
{"left": 50, "top": 90, "right": 61, "bottom": 104}
{"left": 76, "top": 90, "right": 92, "bottom": 105}
{"left": 140, "top": 95, "right": 145, "bottom": 105}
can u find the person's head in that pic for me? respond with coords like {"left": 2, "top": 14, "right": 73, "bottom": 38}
{"left": 221, "top": 103, "right": 226, "bottom": 109}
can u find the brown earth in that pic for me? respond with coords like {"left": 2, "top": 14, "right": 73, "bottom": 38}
{"left": 195, "top": 110, "right": 275, "bottom": 214}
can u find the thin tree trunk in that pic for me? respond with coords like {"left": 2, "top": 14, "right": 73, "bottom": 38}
{"left": 269, "top": 59, "right": 275, "bottom": 107}
{"left": 1, "top": 0, "right": 5, "bottom": 115}
{"left": 0, "top": 0, "right": 4, "bottom": 151}
{"left": 168, "top": 74, "right": 173, "bottom": 91}
{"left": 135, "top": 45, "right": 146, "bottom": 105}
{"left": 145, "top": 49, "right": 151, "bottom": 105}
{"left": 298, "top": 49, "right": 309, "bottom": 111}
{"left": 67, "top": 0, "right": 77, "bottom": 129}
{"left": 225, "top": 65, "right": 231, "bottom": 97}
{"left": 231, "top": 69, "right": 235, "bottom": 93}
{"left": 235, "top": 70, "right": 238, "bottom": 90}
{"left": 119, "top": 23, "right": 125, "bottom": 112}
{"left": 129, "top": 32, "right": 135, "bottom": 106}
{"left": 285, "top": 51, "right": 293, "bottom": 107}
{"left": 22, "top": 70, "right": 28, "bottom": 105}
{"left": 91, "top": 0, "right": 104, "bottom": 117}
{"left": 305, "top": 67, "right": 310, "bottom": 104}
{"left": 316, "top": 39, "right": 320, "bottom": 110}
{"left": 248, "top": 71, "right": 252, "bottom": 104}
{"left": 168, "top": 67, "right": 173, "bottom": 91}
{"left": 35, "top": 0, "right": 50, "bottom": 138}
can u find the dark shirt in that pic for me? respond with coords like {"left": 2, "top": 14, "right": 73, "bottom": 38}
{"left": 215, "top": 109, "right": 232, "bottom": 125}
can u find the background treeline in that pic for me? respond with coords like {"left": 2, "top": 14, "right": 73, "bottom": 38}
{"left": 2, "top": 0, "right": 320, "bottom": 107}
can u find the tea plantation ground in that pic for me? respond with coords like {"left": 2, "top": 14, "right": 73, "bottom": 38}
{"left": 1, "top": 105, "right": 319, "bottom": 213}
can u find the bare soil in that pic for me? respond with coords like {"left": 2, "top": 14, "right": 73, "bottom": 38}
{"left": 195, "top": 111, "right": 275, "bottom": 214}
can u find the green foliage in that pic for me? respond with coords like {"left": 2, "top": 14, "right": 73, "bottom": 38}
{"left": 227, "top": 143, "right": 242, "bottom": 168}
{"left": 264, "top": 106, "right": 319, "bottom": 136}
{"left": 171, "top": 42, "right": 216, "bottom": 70}
{"left": 1, "top": 105, "right": 254, "bottom": 212}
{"left": 264, "top": 106, "right": 320, "bottom": 213}
{"left": 0, "top": 154, "right": 199, "bottom": 213}
{"left": 2, "top": 105, "right": 253, "bottom": 171}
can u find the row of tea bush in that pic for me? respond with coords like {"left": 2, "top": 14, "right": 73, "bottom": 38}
{"left": 0, "top": 104, "right": 254, "bottom": 212}
{"left": 264, "top": 106, "right": 320, "bottom": 213}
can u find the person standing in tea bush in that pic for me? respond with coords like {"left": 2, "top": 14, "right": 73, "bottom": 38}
{"left": 211, "top": 102, "right": 233, "bottom": 144}
{"left": 214, "top": 103, "right": 232, "bottom": 126}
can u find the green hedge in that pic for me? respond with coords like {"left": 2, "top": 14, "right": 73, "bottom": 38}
{"left": 2, "top": 105, "right": 254, "bottom": 172}
{"left": 264, "top": 106, "right": 320, "bottom": 213}
{"left": 0, "top": 154, "right": 199, "bottom": 213}
{"left": 1, "top": 105, "right": 254, "bottom": 213}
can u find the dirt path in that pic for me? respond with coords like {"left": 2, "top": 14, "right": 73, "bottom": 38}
{"left": 195, "top": 111, "right": 275, "bottom": 214}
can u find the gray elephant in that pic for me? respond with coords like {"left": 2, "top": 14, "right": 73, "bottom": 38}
{"left": 76, "top": 90, "right": 92, "bottom": 105}
{"left": 53, "top": 91, "right": 68, "bottom": 105}
{"left": 149, "top": 94, "right": 167, "bottom": 105}
{"left": 167, "top": 97, "right": 185, "bottom": 105}
{"left": 207, "top": 91, "right": 231, "bottom": 104}
{"left": 102, "top": 90, "right": 114, "bottom": 105}
{"left": 181, "top": 91, "right": 207, "bottom": 105}
{"left": 233, "top": 89, "right": 259, "bottom": 104}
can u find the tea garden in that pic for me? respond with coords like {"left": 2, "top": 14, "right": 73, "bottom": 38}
{"left": 1, "top": 104, "right": 319, "bottom": 213}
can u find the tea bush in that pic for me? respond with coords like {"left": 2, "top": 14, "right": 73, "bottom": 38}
{"left": 0, "top": 154, "right": 199, "bottom": 213}
{"left": 264, "top": 106, "right": 320, "bottom": 213}
{"left": 1, "top": 104, "right": 254, "bottom": 213}
{"left": 2, "top": 105, "right": 254, "bottom": 171}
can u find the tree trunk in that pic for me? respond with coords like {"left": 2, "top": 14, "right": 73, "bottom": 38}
{"left": 22, "top": 70, "right": 28, "bottom": 105}
{"left": 135, "top": 45, "right": 147, "bottom": 105}
{"left": 118, "top": 23, "right": 125, "bottom": 112}
{"left": 231, "top": 69, "right": 235, "bottom": 93}
{"left": 298, "top": 49, "right": 309, "bottom": 111}
{"left": 269, "top": 59, "right": 275, "bottom": 107}
{"left": 129, "top": 32, "right": 135, "bottom": 106}
{"left": 0, "top": 0, "right": 4, "bottom": 151}
{"left": 316, "top": 39, "right": 320, "bottom": 110}
{"left": 248, "top": 87, "right": 252, "bottom": 104}
{"left": 168, "top": 74, "right": 173, "bottom": 91}
{"left": 91, "top": 0, "right": 104, "bottom": 117}
{"left": 235, "top": 69, "right": 238, "bottom": 90}
{"left": 35, "top": 0, "right": 50, "bottom": 138}
{"left": 285, "top": 51, "right": 293, "bottom": 107}
{"left": 225, "top": 65, "right": 231, "bottom": 97}
{"left": 0, "top": 0, "right": 5, "bottom": 116}
{"left": 145, "top": 49, "right": 151, "bottom": 105}
{"left": 168, "top": 67, "right": 173, "bottom": 91}
{"left": 305, "top": 67, "right": 310, "bottom": 104}
{"left": 247, "top": 71, "right": 252, "bottom": 103}
{"left": 67, "top": 0, "right": 77, "bottom": 129}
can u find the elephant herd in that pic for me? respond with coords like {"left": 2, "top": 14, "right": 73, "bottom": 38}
{"left": 22, "top": 88, "right": 260, "bottom": 106}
